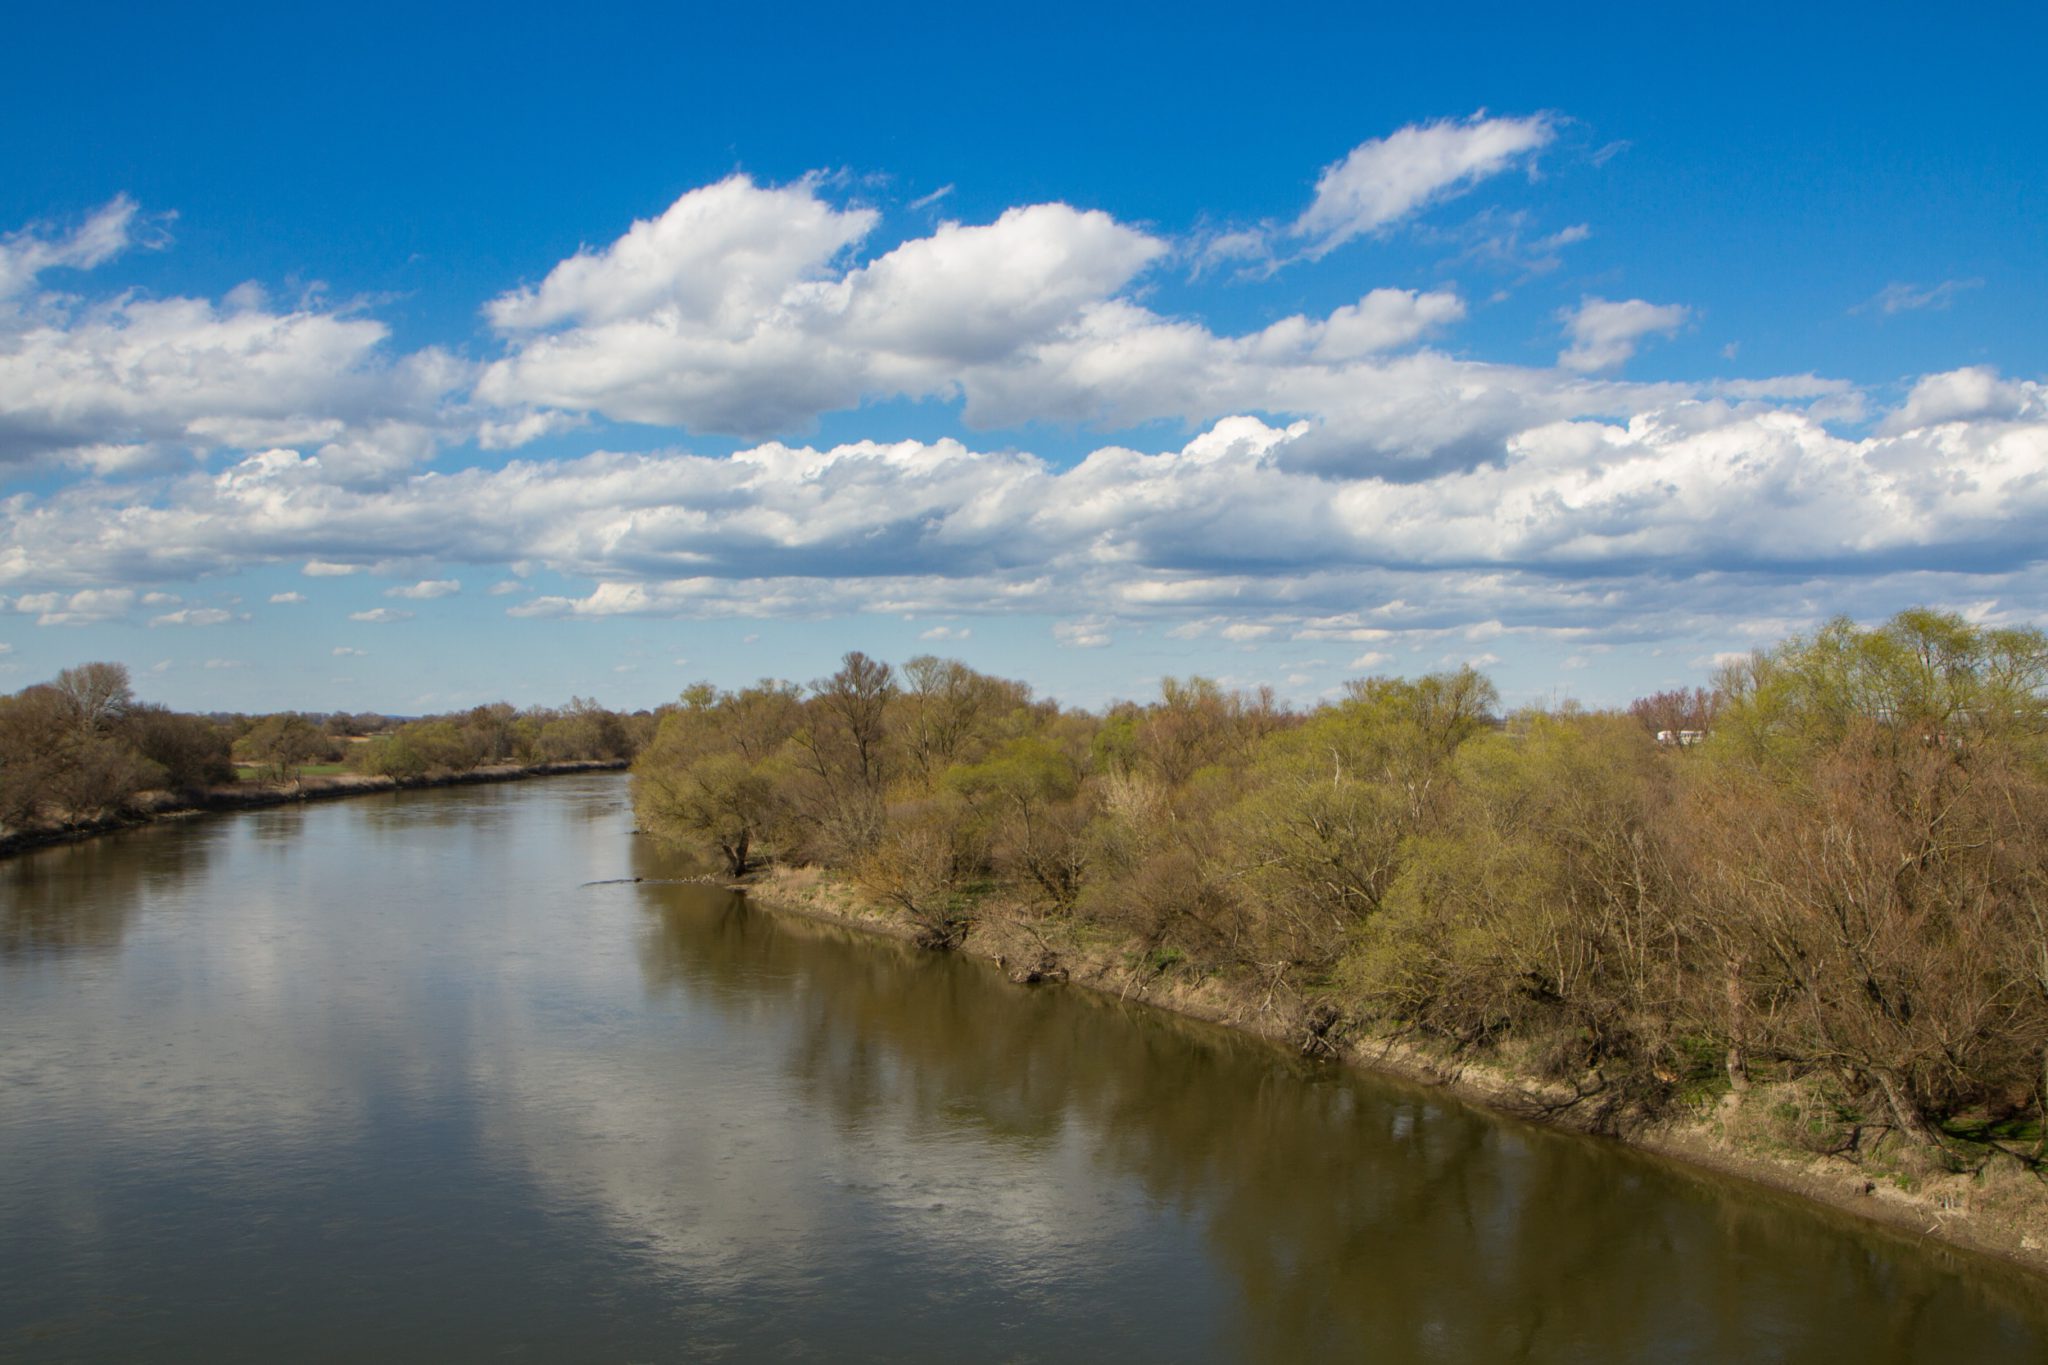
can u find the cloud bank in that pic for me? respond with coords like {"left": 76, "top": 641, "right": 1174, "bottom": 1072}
{"left": 6, "top": 385, "right": 2045, "bottom": 647}
{"left": 2, "top": 113, "right": 2044, "bottom": 683}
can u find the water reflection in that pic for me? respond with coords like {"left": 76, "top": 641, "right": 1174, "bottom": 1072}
{"left": 0, "top": 823, "right": 214, "bottom": 955}
{"left": 352, "top": 781, "right": 516, "bottom": 832}
{"left": 2, "top": 775, "right": 2043, "bottom": 1363}
{"left": 621, "top": 861, "right": 2048, "bottom": 1361}
{"left": 474, "top": 845, "right": 1174, "bottom": 1350}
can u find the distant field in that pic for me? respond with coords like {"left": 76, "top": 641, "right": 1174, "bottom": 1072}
{"left": 233, "top": 763, "right": 352, "bottom": 780}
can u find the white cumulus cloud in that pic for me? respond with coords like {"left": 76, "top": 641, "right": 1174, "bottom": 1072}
{"left": 1558, "top": 296, "right": 1690, "bottom": 372}
{"left": 7, "top": 587, "right": 136, "bottom": 625}
{"left": 6, "top": 154, "right": 2047, "bottom": 673}
{"left": 1881, "top": 365, "right": 2039, "bottom": 434}
{"left": 0, "top": 196, "right": 153, "bottom": 302}
{"left": 1860, "top": 278, "right": 1982, "bottom": 315}
{"left": 0, "top": 222, "right": 462, "bottom": 474}
{"left": 386, "top": 578, "right": 460, "bottom": 599}
{"left": 149, "top": 607, "right": 237, "bottom": 627}
{"left": 1053, "top": 617, "right": 1114, "bottom": 649}
{"left": 1292, "top": 113, "right": 1557, "bottom": 258}
{"left": 477, "top": 176, "right": 1170, "bottom": 437}
{"left": 5, "top": 381, "right": 2046, "bottom": 644}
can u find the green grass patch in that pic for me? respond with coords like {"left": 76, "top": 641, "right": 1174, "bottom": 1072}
{"left": 1941, "top": 1115, "right": 2044, "bottom": 1146}
{"left": 1126, "top": 944, "right": 1185, "bottom": 976}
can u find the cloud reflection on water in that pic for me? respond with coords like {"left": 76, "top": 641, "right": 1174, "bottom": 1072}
{"left": 3, "top": 776, "right": 2045, "bottom": 1361}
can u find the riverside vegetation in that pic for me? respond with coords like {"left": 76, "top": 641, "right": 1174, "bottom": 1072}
{"left": 0, "top": 662, "right": 650, "bottom": 846}
{"left": 6, "top": 614, "right": 2043, "bottom": 1264}
{"left": 630, "top": 611, "right": 2048, "bottom": 1266}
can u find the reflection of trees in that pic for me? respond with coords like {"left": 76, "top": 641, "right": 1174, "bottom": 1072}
{"left": 335, "top": 772, "right": 628, "bottom": 838}
{"left": 1, "top": 823, "right": 214, "bottom": 955}
{"left": 351, "top": 783, "right": 517, "bottom": 833}
{"left": 632, "top": 876, "right": 2048, "bottom": 1361}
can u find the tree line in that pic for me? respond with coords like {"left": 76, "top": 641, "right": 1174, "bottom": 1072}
{"left": 0, "top": 662, "right": 651, "bottom": 831}
{"left": 632, "top": 611, "right": 2048, "bottom": 1160}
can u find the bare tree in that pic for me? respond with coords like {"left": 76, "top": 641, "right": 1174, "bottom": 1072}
{"left": 53, "top": 662, "right": 134, "bottom": 735}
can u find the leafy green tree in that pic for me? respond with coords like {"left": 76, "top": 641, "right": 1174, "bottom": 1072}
{"left": 856, "top": 793, "right": 985, "bottom": 949}
{"left": 791, "top": 652, "right": 897, "bottom": 857}
{"left": 638, "top": 751, "right": 785, "bottom": 876}
{"left": 606, "top": 626, "right": 2046, "bottom": 1149}
{"left": 1137, "top": 676, "right": 1232, "bottom": 787}
{"left": 238, "top": 713, "right": 328, "bottom": 782}
{"left": 1713, "top": 609, "right": 2048, "bottom": 768}
{"left": 1347, "top": 714, "right": 1678, "bottom": 1091}
{"left": 1685, "top": 611, "right": 2048, "bottom": 1142}
{"left": 356, "top": 730, "right": 433, "bottom": 780}
{"left": 898, "top": 655, "right": 1039, "bottom": 791}
{"left": 630, "top": 681, "right": 804, "bottom": 874}
{"left": 537, "top": 696, "right": 633, "bottom": 762}
{"left": 949, "top": 736, "right": 1090, "bottom": 911}
{"left": 125, "top": 705, "right": 234, "bottom": 790}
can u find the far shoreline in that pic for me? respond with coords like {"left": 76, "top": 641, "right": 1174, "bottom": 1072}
{"left": 0, "top": 758, "right": 630, "bottom": 861}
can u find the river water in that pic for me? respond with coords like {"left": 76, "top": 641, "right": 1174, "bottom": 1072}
{"left": 2, "top": 773, "right": 2042, "bottom": 1361}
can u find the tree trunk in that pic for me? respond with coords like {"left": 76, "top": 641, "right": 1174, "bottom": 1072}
{"left": 1724, "top": 960, "right": 1751, "bottom": 1092}
{"left": 722, "top": 828, "right": 750, "bottom": 878}
{"left": 1874, "top": 1069, "right": 1943, "bottom": 1146}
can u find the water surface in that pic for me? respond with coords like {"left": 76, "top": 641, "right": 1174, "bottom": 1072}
{"left": 2, "top": 774, "right": 2042, "bottom": 1360}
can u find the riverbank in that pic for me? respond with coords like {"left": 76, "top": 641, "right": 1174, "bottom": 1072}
{"left": 0, "top": 759, "right": 630, "bottom": 860}
{"left": 737, "top": 862, "right": 2048, "bottom": 1282}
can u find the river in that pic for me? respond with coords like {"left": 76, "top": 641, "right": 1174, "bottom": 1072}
{"left": 2, "top": 773, "right": 2042, "bottom": 1361}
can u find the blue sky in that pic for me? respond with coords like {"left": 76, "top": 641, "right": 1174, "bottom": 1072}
{"left": 3, "top": 2, "right": 2044, "bottom": 714}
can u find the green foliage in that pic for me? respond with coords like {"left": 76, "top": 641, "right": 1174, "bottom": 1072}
{"left": 1090, "top": 711, "right": 1140, "bottom": 777}
{"left": 0, "top": 663, "right": 646, "bottom": 834}
{"left": 1686, "top": 610, "right": 2048, "bottom": 1142}
{"left": 18, "top": 622, "right": 2048, "bottom": 1150}
{"left": 1343, "top": 715, "right": 1674, "bottom": 1075}
{"left": 236, "top": 713, "right": 332, "bottom": 782}
{"left": 1711, "top": 608, "right": 2048, "bottom": 772}
{"left": 948, "top": 735, "right": 1078, "bottom": 807}
{"left": 900, "top": 654, "right": 1036, "bottom": 790}
{"left": 947, "top": 736, "right": 1089, "bottom": 910}
{"left": 356, "top": 732, "right": 432, "bottom": 780}
{"left": 350, "top": 697, "right": 643, "bottom": 779}
{"left": 126, "top": 705, "right": 234, "bottom": 790}
{"left": 537, "top": 696, "right": 634, "bottom": 762}
{"left": 630, "top": 682, "right": 804, "bottom": 874}
{"left": 636, "top": 749, "right": 786, "bottom": 877}
{"left": 605, "top": 622, "right": 2046, "bottom": 1145}
{"left": 1140, "top": 944, "right": 1185, "bottom": 974}
{"left": 355, "top": 720, "right": 478, "bottom": 778}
